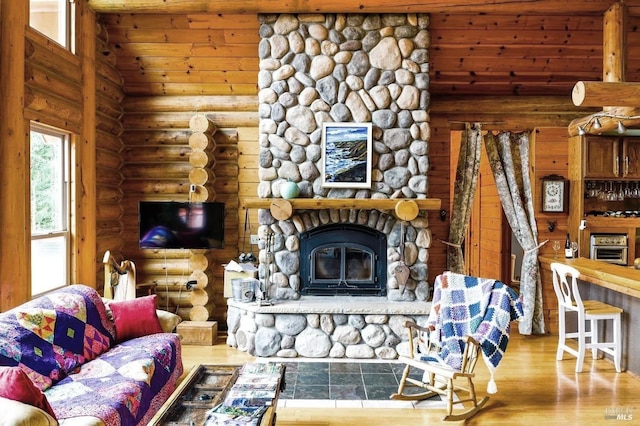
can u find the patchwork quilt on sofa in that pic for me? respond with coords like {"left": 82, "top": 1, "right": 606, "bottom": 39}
{"left": 0, "top": 285, "right": 183, "bottom": 425}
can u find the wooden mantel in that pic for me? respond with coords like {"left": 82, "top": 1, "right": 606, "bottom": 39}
{"left": 243, "top": 197, "right": 441, "bottom": 221}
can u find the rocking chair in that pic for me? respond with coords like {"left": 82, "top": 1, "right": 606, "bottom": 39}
{"left": 391, "top": 271, "right": 523, "bottom": 421}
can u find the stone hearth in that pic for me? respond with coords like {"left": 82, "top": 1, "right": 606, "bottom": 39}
{"left": 226, "top": 298, "right": 429, "bottom": 359}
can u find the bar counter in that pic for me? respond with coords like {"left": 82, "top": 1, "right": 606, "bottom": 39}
{"left": 538, "top": 255, "right": 640, "bottom": 299}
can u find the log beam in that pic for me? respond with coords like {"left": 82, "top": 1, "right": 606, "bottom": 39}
{"left": 572, "top": 81, "right": 640, "bottom": 107}
{"left": 86, "top": 0, "right": 618, "bottom": 14}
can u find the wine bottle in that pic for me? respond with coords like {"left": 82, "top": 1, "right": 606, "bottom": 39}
{"left": 564, "top": 233, "right": 573, "bottom": 258}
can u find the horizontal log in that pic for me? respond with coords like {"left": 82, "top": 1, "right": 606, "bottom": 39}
{"left": 189, "top": 269, "right": 214, "bottom": 288}
{"left": 190, "top": 253, "right": 211, "bottom": 271}
{"left": 96, "top": 94, "right": 124, "bottom": 121}
{"left": 189, "top": 114, "right": 217, "bottom": 133}
{"left": 155, "top": 290, "right": 192, "bottom": 307}
{"left": 189, "top": 303, "right": 215, "bottom": 322}
{"left": 24, "top": 85, "right": 82, "bottom": 127}
{"left": 121, "top": 111, "right": 258, "bottom": 130}
{"left": 86, "top": 0, "right": 620, "bottom": 14}
{"left": 23, "top": 110, "right": 81, "bottom": 135}
{"left": 97, "top": 203, "right": 123, "bottom": 221}
{"left": 121, "top": 180, "right": 193, "bottom": 195}
{"left": 96, "top": 57, "right": 125, "bottom": 87}
{"left": 96, "top": 111, "right": 124, "bottom": 136}
{"left": 136, "top": 259, "right": 192, "bottom": 276}
{"left": 96, "top": 165, "right": 124, "bottom": 187}
{"left": 567, "top": 107, "right": 640, "bottom": 136}
{"left": 431, "top": 95, "right": 590, "bottom": 115}
{"left": 96, "top": 219, "right": 124, "bottom": 236}
{"left": 189, "top": 286, "right": 216, "bottom": 306}
{"left": 96, "top": 130, "right": 123, "bottom": 154}
{"left": 95, "top": 37, "right": 118, "bottom": 67}
{"left": 572, "top": 81, "right": 640, "bottom": 107}
{"left": 96, "top": 236, "right": 124, "bottom": 255}
{"left": 122, "top": 145, "right": 192, "bottom": 163}
{"left": 190, "top": 184, "right": 217, "bottom": 202}
{"left": 190, "top": 150, "right": 216, "bottom": 168}
{"left": 121, "top": 162, "right": 192, "bottom": 180}
{"left": 115, "top": 55, "right": 258, "bottom": 73}
{"left": 24, "top": 32, "right": 80, "bottom": 83}
{"left": 189, "top": 132, "right": 216, "bottom": 151}
{"left": 97, "top": 75, "right": 125, "bottom": 104}
{"left": 96, "top": 147, "right": 123, "bottom": 170}
{"left": 218, "top": 130, "right": 241, "bottom": 145}
{"left": 96, "top": 185, "right": 124, "bottom": 203}
{"left": 214, "top": 145, "right": 239, "bottom": 161}
{"left": 24, "top": 62, "right": 83, "bottom": 105}
{"left": 121, "top": 130, "right": 190, "bottom": 146}
{"left": 123, "top": 83, "right": 259, "bottom": 97}
{"left": 122, "top": 95, "right": 257, "bottom": 113}
{"left": 189, "top": 167, "right": 216, "bottom": 186}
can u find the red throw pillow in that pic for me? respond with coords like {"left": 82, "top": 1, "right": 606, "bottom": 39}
{"left": 109, "top": 295, "right": 164, "bottom": 342}
{"left": 0, "top": 366, "right": 57, "bottom": 419}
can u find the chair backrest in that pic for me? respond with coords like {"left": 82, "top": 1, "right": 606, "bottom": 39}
{"left": 550, "top": 262, "right": 583, "bottom": 313}
{"left": 103, "top": 250, "right": 137, "bottom": 301}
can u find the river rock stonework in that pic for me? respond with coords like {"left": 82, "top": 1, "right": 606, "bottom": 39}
{"left": 256, "top": 13, "right": 432, "bottom": 300}
{"left": 228, "top": 13, "right": 433, "bottom": 360}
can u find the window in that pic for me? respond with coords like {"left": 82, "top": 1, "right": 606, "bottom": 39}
{"left": 30, "top": 124, "right": 71, "bottom": 296}
{"left": 29, "top": 0, "right": 75, "bottom": 51}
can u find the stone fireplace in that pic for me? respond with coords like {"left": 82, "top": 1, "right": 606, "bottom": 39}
{"left": 226, "top": 12, "right": 433, "bottom": 359}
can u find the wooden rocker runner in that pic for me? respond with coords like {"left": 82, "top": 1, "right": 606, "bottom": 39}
{"left": 390, "top": 320, "right": 488, "bottom": 421}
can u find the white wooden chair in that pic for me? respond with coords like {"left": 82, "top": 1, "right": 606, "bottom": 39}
{"left": 550, "top": 262, "right": 623, "bottom": 373}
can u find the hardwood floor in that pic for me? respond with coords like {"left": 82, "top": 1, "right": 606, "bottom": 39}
{"left": 181, "top": 332, "right": 640, "bottom": 425}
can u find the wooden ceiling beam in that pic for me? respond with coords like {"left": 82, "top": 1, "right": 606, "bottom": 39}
{"left": 572, "top": 81, "right": 640, "bottom": 107}
{"left": 569, "top": 1, "right": 637, "bottom": 136}
{"left": 86, "top": 0, "right": 620, "bottom": 15}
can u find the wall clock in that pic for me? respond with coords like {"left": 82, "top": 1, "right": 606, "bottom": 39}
{"left": 541, "top": 175, "right": 568, "bottom": 213}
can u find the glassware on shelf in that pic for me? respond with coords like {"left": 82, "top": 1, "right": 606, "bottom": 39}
{"left": 552, "top": 240, "right": 561, "bottom": 259}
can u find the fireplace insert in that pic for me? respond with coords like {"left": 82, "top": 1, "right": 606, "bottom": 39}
{"left": 300, "top": 224, "right": 387, "bottom": 296}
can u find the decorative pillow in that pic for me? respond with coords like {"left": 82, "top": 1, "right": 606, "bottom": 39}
{"left": 109, "top": 295, "right": 163, "bottom": 342}
{"left": 0, "top": 367, "right": 57, "bottom": 420}
{"left": 156, "top": 309, "right": 183, "bottom": 333}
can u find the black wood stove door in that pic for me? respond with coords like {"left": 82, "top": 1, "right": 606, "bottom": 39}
{"left": 300, "top": 224, "right": 387, "bottom": 296}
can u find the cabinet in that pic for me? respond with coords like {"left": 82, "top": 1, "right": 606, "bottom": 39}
{"left": 585, "top": 136, "right": 640, "bottom": 179}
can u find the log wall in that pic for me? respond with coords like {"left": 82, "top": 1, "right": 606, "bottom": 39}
{"left": 119, "top": 95, "right": 258, "bottom": 324}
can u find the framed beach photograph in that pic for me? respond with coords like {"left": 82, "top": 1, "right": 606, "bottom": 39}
{"left": 321, "top": 122, "right": 372, "bottom": 188}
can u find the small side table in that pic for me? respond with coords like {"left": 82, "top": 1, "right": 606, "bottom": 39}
{"left": 177, "top": 320, "right": 218, "bottom": 345}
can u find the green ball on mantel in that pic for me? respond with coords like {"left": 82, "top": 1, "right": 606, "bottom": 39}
{"left": 281, "top": 180, "right": 300, "bottom": 199}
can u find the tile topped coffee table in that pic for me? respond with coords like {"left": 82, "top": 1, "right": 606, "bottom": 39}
{"left": 149, "top": 363, "right": 285, "bottom": 425}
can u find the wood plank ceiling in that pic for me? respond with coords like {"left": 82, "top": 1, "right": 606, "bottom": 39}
{"left": 94, "top": 2, "right": 640, "bottom": 99}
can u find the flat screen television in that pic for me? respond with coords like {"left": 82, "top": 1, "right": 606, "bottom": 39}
{"left": 139, "top": 201, "right": 225, "bottom": 249}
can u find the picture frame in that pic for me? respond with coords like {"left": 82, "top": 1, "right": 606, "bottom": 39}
{"left": 321, "top": 122, "right": 372, "bottom": 188}
{"left": 541, "top": 174, "right": 568, "bottom": 213}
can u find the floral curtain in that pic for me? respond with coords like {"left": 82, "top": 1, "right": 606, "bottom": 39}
{"left": 484, "top": 131, "right": 545, "bottom": 335}
{"left": 447, "top": 122, "right": 482, "bottom": 273}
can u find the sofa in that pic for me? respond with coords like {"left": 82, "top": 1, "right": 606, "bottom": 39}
{"left": 0, "top": 284, "right": 183, "bottom": 425}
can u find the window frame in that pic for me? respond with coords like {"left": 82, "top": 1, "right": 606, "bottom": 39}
{"left": 29, "top": 0, "right": 76, "bottom": 52}
{"left": 30, "top": 123, "right": 72, "bottom": 297}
